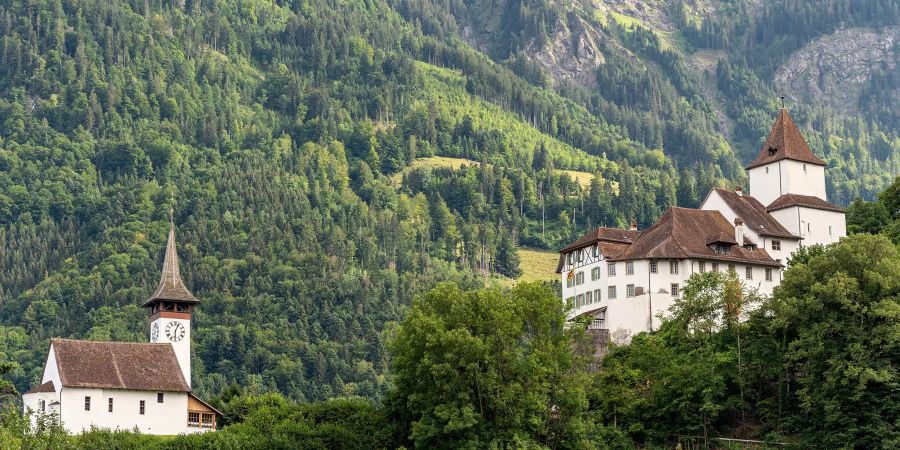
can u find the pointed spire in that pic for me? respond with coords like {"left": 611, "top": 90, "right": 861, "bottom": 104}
{"left": 745, "top": 107, "right": 826, "bottom": 170}
{"left": 142, "top": 214, "right": 198, "bottom": 307}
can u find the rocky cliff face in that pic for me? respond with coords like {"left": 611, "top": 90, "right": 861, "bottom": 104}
{"left": 530, "top": 13, "right": 607, "bottom": 88}
{"left": 775, "top": 26, "right": 899, "bottom": 116}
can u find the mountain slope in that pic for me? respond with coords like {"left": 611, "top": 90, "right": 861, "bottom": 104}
{"left": 0, "top": 0, "right": 896, "bottom": 403}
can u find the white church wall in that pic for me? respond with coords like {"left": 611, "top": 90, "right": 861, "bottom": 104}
{"left": 58, "top": 388, "right": 195, "bottom": 435}
{"left": 40, "top": 344, "right": 61, "bottom": 392}
{"left": 22, "top": 391, "right": 59, "bottom": 429}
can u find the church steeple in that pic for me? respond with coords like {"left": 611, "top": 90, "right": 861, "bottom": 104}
{"left": 745, "top": 108, "right": 826, "bottom": 170}
{"left": 145, "top": 210, "right": 197, "bottom": 387}
{"left": 142, "top": 211, "right": 198, "bottom": 307}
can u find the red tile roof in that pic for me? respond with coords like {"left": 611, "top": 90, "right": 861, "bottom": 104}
{"left": 708, "top": 188, "right": 800, "bottom": 239}
{"left": 556, "top": 227, "right": 641, "bottom": 273}
{"left": 767, "top": 193, "right": 844, "bottom": 213}
{"left": 52, "top": 338, "right": 190, "bottom": 392}
{"left": 23, "top": 380, "right": 55, "bottom": 395}
{"left": 609, "top": 208, "right": 782, "bottom": 267}
{"left": 559, "top": 227, "right": 640, "bottom": 253}
{"left": 746, "top": 109, "right": 826, "bottom": 170}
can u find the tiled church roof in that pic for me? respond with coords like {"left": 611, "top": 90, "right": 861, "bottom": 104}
{"left": 51, "top": 338, "right": 190, "bottom": 392}
{"left": 23, "top": 380, "right": 55, "bottom": 395}
{"left": 746, "top": 109, "right": 826, "bottom": 170}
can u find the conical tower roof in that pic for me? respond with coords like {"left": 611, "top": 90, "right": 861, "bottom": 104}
{"left": 142, "top": 214, "right": 199, "bottom": 307}
{"left": 746, "top": 108, "right": 826, "bottom": 170}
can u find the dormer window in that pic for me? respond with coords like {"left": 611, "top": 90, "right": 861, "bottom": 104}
{"left": 768, "top": 147, "right": 777, "bottom": 156}
{"left": 714, "top": 244, "right": 731, "bottom": 254}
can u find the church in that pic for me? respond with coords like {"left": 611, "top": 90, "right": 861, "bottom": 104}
{"left": 21, "top": 216, "right": 221, "bottom": 434}
{"left": 558, "top": 108, "right": 846, "bottom": 342}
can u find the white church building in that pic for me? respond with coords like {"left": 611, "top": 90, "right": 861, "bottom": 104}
{"left": 558, "top": 109, "right": 846, "bottom": 342}
{"left": 22, "top": 216, "right": 221, "bottom": 434}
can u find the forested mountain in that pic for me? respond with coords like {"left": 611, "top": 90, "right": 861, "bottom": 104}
{"left": 0, "top": 0, "right": 897, "bottom": 404}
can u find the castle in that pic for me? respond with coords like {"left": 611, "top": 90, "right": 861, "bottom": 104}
{"left": 558, "top": 108, "right": 846, "bottom": 342}
{"left": 21, "top": 216, "right": 220, "bottom": 434}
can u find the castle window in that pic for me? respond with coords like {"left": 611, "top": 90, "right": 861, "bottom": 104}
{"left": 594, "top": 289, "right": 602, "bottom": 302}
{"left": 593, "top": 245, "right": 599, "bottom": 258}
{"left": 650, "top": 260, "right": 658, "bottom": 273}
{"left": 765, "top": 167, "right": 769, "bottom": 174}
{"left": 608, "top": 262, "right": 616, "bottom": 276}
{"left": 712, "top": 263, "right": 719, "bottom": 272}
{"left": 591, "top": 267, "right": 601, "bottom": 281}
{"left": 577, "top": 251, "right": 583, "bottom": 263}
{"left": 108, "top": 398, "right": 113, "bottom": 413}
{"left": 575, "top": 271, "right": 584, "bottom": 285}
{"left": 566, "top": 276, "right": 574, "bottom": 288}
{"left": 576, "top": 294, "right": 584, "bottom": 308}
{"left": 803, "top": 163, "right": 807, "bottom": 172}
{"left": 84, "top": 396, "right": 91, "bottom": 411}
{"left": 771, "top": 240, "right": 781, "bottom": 251}
{"left": 40, "top": 400, "right": 45, "bottom": 412}
{"left": 671, "top": 283, "right": 679, "bottom": 297}
{"left": 188, "top": 412, "right": 200, "bottom": 427}
{"left": 586, "top": 291, "right": 593, "bottom": 305}
{"left": 567, "top": 253, "right": 573, "bottom": 265}
{"left": 765, "top": 268, "right": 773, "bottom": 281}
{"left": 746, "top": 266, "right": 753, "bottom": 280}
{"left": 157, "top": 393, "right": 164, "bottom": 403}
{"left": 699, "top": 261, "right": 706, "bottom": 273}
{"left": 670, "top": 261, "right": 678, "bottom": 275}
{"left": 139, "top": 400, "right": 145, "bottom": 415}
{"left": 626, "top": 262, "right": 634, "bottom": 275}
{"left": 626, "top": 284, "right": 635, "bottom": 298}
{"left": 608, "top": 286, "right": 617, "bottom": 299}
{"left": 829, "top": 226, "right": 832, "bottom": 235}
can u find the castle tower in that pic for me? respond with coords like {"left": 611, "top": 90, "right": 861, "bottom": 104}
{"left": 143, "top": 212, "right": 199, "bottom": 387}
{"left": 747, "top": 108, "right": 845, "bottom": 246}
{"left": 746, "top": 108, "right": 828, "bottom": 206}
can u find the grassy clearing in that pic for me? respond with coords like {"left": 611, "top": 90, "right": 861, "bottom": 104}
{"left": 390, "top": 156, "right": 479, "bottom": 184}
{"left": 516, "top": 248, "right": 559, "bottom": 283}
{"left": 559, "top": 169, "right": 594, "bottom": 189}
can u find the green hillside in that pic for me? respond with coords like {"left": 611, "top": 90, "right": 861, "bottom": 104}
{"left": 0, "top": 0, "right": 897, "bottom": 410}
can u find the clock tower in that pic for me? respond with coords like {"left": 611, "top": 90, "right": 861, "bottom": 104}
{"left": 143, "top": 211, "right": 199, "bottom": 387}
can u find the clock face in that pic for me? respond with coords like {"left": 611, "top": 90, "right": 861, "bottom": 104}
{"left": 150, "top": 322, "right": 160, "bottom": 342}
{"left": 165, "top": 321, "right": 186, "bottom": 342}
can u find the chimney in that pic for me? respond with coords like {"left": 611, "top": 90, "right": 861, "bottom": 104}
{"left": 735, "top": 186, "right": 743, "bottom": 197}
{"left": 734, "top": 217, "right": 744, "bottom": 244}
{"left": 629, "top": 219, "right": 637, "bottom": 231}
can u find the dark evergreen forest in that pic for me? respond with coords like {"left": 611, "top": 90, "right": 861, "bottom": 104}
{"left": 0, "top": 0, "right": 897, "bottom": 412}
